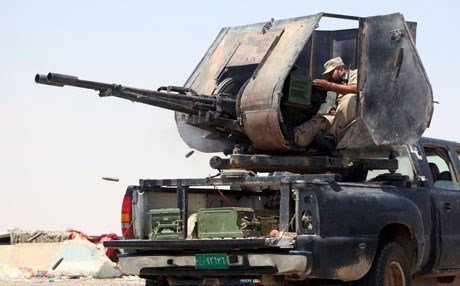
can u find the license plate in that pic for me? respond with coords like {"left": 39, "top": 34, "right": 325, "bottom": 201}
{"left": 195, "top": 253, "right": 228, "bottom": 269}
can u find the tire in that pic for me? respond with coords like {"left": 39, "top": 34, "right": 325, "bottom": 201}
{"left": 355, "top": 242, "right": 411, "bottom": 286}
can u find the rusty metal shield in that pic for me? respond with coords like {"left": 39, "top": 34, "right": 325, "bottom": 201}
{"left": 240, "top": 14, "right": 322, "bottom": 151}
{"left": 337, "top": 13, "right": 433, "bottom": 149}
{"left": 177, "top": 13, "right": 433, "bottom": 153}
{"left": 176, "top": 14, "right": 322, "bottom": 152}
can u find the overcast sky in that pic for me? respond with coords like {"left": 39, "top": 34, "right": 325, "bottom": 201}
{"left": 1, "top": 0, "right": 458, "bottom": 235}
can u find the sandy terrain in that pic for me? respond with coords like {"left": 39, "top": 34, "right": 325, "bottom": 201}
{"left": 0, "top": 277, "right": 145, "bottom": 286}
{"left": 3, "top": 277, "right": 460, "bottom": 286}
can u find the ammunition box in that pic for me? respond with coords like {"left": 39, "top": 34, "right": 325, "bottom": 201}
{"left": 197, "top": 207, "right": 261, "bottom": 238}
{"left": 148, "top": 208, "right": 183, "bottom": 240}
{"left": 288, "top": 76, "right": 312, "bottom": 106}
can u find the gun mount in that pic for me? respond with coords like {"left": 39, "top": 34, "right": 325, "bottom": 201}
{"left": 36, "top": 13, "right": 433, "bottom": 174}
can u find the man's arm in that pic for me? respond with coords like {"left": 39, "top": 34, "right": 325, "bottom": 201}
{"left": 313, "top": 79, "right": 357, "bottom": 94}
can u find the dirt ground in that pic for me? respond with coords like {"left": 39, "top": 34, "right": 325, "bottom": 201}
{"left": 2, "top": 276, "right": 460, "bottom": 285}
{"left": 0, "top": 277, "right": 145, "bottom": 286}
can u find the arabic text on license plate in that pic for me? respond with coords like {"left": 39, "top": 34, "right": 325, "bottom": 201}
{"left": 195, "top": 253, "right": 228, "bottom": 269}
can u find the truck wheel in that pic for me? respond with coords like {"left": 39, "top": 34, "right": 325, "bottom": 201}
{"left": 356, "top": 242, "right": 411, "bottom": 286}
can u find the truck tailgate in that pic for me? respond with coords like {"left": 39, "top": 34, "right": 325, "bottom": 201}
{"left": 104, "top": 238, "right": 274, "bottom": 251}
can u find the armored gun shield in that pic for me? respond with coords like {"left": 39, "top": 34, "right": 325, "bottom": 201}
{"left": 36, "top": 13, "right": 433, "bottom": 154}
{"left": 337, "top": 13, "right": 433, "bottom": 149}
{"left": 178, "top": 13, "right": 433, "bottom": 152}
{"left": 177, "top": 14, "right": 323, "bottom": 152}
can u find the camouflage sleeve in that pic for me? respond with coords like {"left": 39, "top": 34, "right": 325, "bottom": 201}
{"left": 348, "top": 69, "right": 358, "bottom": 85}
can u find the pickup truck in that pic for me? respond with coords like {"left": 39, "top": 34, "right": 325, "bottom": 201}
{"left": 105, "top": 137, "right": 460, "bottom": 286}
{"left": 36, "top": 12, "right": 446, "bottom": 286}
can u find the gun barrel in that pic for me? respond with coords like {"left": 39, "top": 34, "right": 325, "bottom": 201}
{"left": 47, "top": 73, "right": 78, "bottom": 84}
{"left": 35, "top": 74, "right": 64, "bottom": 87}
{"left": 44, "top": 73, "right": 116, "bottom": 91}
{"left": 35, "top": 72, "right": 237, "bottom": 117}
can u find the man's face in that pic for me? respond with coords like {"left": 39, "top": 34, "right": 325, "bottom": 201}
{"left": 325, "top": 66, "right": 346, "bottom": 83}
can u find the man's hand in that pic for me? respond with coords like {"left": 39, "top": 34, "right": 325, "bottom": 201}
{"left": 313, "top": 79, "right": 332, "bottom": 91}
{"left": 326, "top": 106, "right": 336, "bottom": 115}
{"left": 313, "top": 78, "right": 357, "bottom": 95}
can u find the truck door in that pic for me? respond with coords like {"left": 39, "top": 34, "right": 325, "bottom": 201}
{"left": 422, "top": 143, "right": 460, "bottom": 270}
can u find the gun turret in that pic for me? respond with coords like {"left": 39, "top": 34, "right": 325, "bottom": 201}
{"left": 36, "top": 13, "right": 433, "bottom": 156}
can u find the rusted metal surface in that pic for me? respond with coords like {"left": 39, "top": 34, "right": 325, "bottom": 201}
{"left": 227, "top": 30, "right": 283, "bottom": 67}
{"left": 219, "top": 154, "right": 398, "bottom": 173}
{"left": 337, "top": 13, "right": 433, "bottom": 149}
{"left": 176, "top": 13, "right": 433, "bottom": 153}
{"left": 240, "top": 14, "right": 322, "bottom": 151}
{"left": 37, "top": 13, "right": 434, "bottom": 154}
{"left": 176, "top": 15, "right": 323, "bottom": 152}
{"left": 177, "top": 21, "right": 288, "bottom": 152}
{"left": 139, "top": 173, "right": 337, "bottom": 189}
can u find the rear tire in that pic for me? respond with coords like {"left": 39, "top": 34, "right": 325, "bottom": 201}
{"left": 355, "top": 242, "right": 411, "bottom": 286}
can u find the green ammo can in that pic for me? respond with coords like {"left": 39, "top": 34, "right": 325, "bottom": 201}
{"left": 148, "top": 208, "right": 184, "bottom": 240}
{"left": 197, "top": 207, "right": 261, "bottom": 238}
